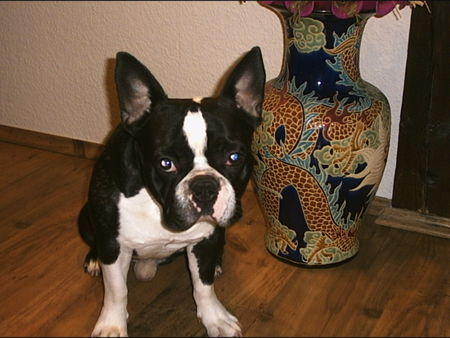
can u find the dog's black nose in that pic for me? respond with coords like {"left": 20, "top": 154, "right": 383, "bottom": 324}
{"left": 189, "top": 175, "right": 219, "bottom": 212}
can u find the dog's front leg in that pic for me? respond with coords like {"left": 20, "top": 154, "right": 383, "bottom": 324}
{"left": 92, "top": 249, "right": 132, "bottom": 337}
{"left": 187, "top": 242, "right": 241, "bottom": 337}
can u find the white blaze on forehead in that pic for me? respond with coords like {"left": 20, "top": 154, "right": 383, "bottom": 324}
{"left": 183, "top": 110, "right": 208, "bottom": 166}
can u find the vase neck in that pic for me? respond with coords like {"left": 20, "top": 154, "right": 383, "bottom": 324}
{"left": 275, "top": 11, "right": 372, "bottom": 97}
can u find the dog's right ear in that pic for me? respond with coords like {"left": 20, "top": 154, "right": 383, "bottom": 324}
{"left": 115, "top": 52, "right": 167, "bottom": 130}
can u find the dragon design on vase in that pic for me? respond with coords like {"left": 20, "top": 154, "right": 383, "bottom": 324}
{"left": 252, "top": 12, "right": 390, "bottom": 265}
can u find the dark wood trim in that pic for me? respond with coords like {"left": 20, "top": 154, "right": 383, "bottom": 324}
{"left": 392, "top": 1, "right": 450, "bottom": 217}
{"left": 392, "top": 3, "right": 432, "bottom": 213}
{"left": 0, "top": 125, "right": 103, "bottom": 160}
{"left": 423, "top": 1, "right": 450, "bottom": 217}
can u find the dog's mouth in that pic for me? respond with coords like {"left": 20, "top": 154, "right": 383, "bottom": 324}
{"left": 162, "top": 199, "right": 234, "bottom": 232}
{"left": 161, "top": 202, "right": 218, "bottom": 232}
{"left": 182, "top": 202, "right": 220, "bottom": 227}
{"left": 197, "top": 215, "right": 217, "bottom": 224}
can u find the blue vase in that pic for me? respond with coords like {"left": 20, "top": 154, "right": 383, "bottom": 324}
{"left": 252, "top": 7, "right": 391, "bottom": 266}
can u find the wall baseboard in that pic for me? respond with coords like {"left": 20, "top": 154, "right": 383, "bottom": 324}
{"left": 371, "top": 198, "right": 450, "bottom": 239}
{"left": 0, "top": 124, "right": 103, "bottom": 160}
{"left": 365, "top": 197, "right": 450, "bottom": 239}
{"left": 1, "top": 124, "right": 449, "bottom": 239}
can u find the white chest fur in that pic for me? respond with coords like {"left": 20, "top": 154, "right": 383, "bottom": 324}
{"left": 117, "top": 188, "right": 215, "bottom": 259}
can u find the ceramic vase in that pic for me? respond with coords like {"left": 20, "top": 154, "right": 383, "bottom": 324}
{"left": 252, "top": 6, "right": 391, "bottom": 266}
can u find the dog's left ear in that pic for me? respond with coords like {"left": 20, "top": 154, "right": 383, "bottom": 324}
{"left": 221, "top": 47, "right": 266, "bottom": 119}
{"left": 115, "top": 52, "right": 168, "bottom": 132}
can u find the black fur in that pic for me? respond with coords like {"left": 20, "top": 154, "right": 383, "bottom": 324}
{"left": 192, "top": 227, "right": 225, "bottom": 285}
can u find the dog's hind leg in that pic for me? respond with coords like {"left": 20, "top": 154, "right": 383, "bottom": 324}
{"left": 84, "top": 248, "right": 101, "bottom": 277}
{"left": 78, "top": 203, "right": 101, "bottom": 277}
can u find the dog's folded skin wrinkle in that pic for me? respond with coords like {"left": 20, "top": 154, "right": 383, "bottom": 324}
{"left": 78, "top": 46, "right": 265, "bottom": 337}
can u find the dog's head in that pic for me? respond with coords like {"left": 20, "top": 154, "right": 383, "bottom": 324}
{"left": 115, "top": 47, "right": 265, "bottom": 231}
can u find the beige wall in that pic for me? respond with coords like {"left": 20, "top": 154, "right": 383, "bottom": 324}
{"left": 0, "top": 1, "right": 411, "bottom": 199}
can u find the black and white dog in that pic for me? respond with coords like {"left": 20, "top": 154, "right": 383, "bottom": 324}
{"left": 78, "top": 47, "right": 265, "bottom": 337}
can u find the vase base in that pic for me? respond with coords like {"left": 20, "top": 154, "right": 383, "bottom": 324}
{"left": 266, "top": 249, "right": 359, "bottom": 268}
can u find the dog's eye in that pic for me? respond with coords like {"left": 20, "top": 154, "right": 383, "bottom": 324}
{"left": 226, "top": 152, "right": 242, "bottom": 166}
{"left": 159, "top": 158, "right": 176, "bottom": 172}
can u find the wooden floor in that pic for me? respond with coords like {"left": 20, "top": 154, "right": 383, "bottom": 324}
{"left": 0, "top": 140, "right": 448, "bottom": 337}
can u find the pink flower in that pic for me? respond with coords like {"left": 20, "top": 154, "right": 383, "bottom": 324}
{"left": 259, "top": 1, "right": 422, "bottom": 18}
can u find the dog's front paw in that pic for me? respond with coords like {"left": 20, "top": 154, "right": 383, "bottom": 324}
{"left": 91, "top": 309, "right": 128, "bottom": 337}
{"left": 198, "top": 301, "right": 242, "bottom": 337}
{"left": 91, "top": 324, "right": 127, "bottom": 337}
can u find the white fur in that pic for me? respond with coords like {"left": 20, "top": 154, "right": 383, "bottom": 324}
{"left": 183, "top": 110, "right": 208, "bottom": 167}
{"left": 117, "top": 188, "right": 215, "bottom": 259}
{"left": 92, "top": 249, "right": 132, "bottom": 337}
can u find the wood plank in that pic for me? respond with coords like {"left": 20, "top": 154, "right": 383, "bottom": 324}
{"left": 0, "top": 143, "right": 96, "bottom": 336}
{"left": 0, "top": 141, "right": 448, "bottom": 337}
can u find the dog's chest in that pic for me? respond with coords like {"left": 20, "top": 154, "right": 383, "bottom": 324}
{"left": 117, "top": 188, "right": 215, "bottom": 258}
